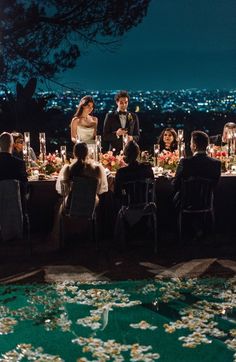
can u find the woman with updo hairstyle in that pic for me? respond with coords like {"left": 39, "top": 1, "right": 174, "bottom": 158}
{"left": 158, "top": 128, "right": 178, "bottom": 152}
{"left": 56, "top": 142, "right": 108, "bottom": 199}
{"left": 70, "top": 95, "right": 97, "bottom": 144}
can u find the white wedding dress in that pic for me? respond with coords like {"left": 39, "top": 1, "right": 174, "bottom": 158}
{"left": 77, "top": 125, "right": 95, "bottom": 144}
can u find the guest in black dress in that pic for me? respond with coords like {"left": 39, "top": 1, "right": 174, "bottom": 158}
{"left": 114, "top": 140, "right": 154, "bottom": 199}
{"left": 158, "top": 128, "right": 178, "bottom": 152}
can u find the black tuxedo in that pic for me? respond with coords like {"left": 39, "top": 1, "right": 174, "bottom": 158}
{"left": 103, "top": 110, "right": 140, "bottom": 154}
{"left": 172, "top": 153, "right": 221, "bottom": 194}
{"left": 114, "top": 161, "right": 154, "bottom": 199}
{"left": 0, "top": 152, "right": 28, "bottom": 211}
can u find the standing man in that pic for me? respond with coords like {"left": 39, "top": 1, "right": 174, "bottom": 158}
{"left": 103, "top": 90, "right": 140, "bottom": 154}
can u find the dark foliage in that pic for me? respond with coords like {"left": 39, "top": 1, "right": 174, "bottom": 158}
{"left": 0, "top": 0, "right": 151, "bottom": 82}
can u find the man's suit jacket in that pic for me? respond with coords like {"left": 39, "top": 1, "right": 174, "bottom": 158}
{"left": 172, "top": 153, "right": 221, "bottom": 194}
{"left": 114, "top": 161, "right": 154, "bottom": 199}
{"left": 0, "top": 152, "right": 28, "bottom": 211}
{"left": 103, "top": 111, "right": 140, "bottom": 154}
{"left": 209, "top": 134, "right": 223, "bottom": 147}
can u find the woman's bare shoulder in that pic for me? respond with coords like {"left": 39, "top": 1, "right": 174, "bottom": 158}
{"left": 71, "top": 116, "right": 79, "bottom": 121}
{"left": 91, "top": 116, "right": 98, "bottom": 124}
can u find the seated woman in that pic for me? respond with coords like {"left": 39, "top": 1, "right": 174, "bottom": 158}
{"left": 12, "top": 132, "right": 37, "bottom": 161}
{"left": 56, "top": 142, "right": 108, "bottom": 202}
{"left": 210, "top": 122, "right": 236, "bottom": 146}
{"left": 114, "top": 140, "right": 154, "bottom": 199}
{"left": 70, "top": 95, "right": 98, "bottom": 144}
{"left": 158, "top": 128, "right": 178, "bottom": 152}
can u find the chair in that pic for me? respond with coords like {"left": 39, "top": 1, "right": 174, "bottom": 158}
{"left": 178, "top": 177, "right": 215, "bottom": 243}
{"left": 59, "top": 177, "right": 98, "bottom": 248}
{"left": 115, "top": 178, "right": 158, "bottom": 253}
{"left": 0, "top": 179, "right": 31, "bottom": 253}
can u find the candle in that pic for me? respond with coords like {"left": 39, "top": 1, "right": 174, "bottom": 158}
{"left": 153, "top": 144, "right": 160, "bottom": 167}
{"left": 60, "top": 145, "right": 67, "bottom": 163}
{"left": 23, "top": 132, "right": 31, "bottom": 165}
{"left": 39, "top": 132, "right": 46, "bottom": 161}
{"left": 95, "top": 135, "right": 102, "bottom": 162}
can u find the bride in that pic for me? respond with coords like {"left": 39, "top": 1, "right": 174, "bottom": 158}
{"left": 70, "top": 95, "right": 98, "bottom": 144}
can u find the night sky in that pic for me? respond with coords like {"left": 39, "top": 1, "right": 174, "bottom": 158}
{"left": 60, "top": 0, "right": 236, "bottom": 91}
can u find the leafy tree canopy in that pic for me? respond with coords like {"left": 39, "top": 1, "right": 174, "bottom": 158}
{"left": 0, "top": 0, "right": 151, "bottom": 83}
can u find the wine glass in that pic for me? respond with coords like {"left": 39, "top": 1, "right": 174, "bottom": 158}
{"left": 178, "top": 129, "right": 184, "bottom": 142}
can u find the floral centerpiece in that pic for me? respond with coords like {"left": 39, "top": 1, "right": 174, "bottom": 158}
{"left": 99, "top": 151, "right": 126, "bottom": 172}
{"left": 157, "top": 150, "right": 179, "bottom": 172}
{"left": 27, "top": 153, "right": 63, "bottom": 177}
{"left": 210, "top": 146, "right": 232, "bottom": 172}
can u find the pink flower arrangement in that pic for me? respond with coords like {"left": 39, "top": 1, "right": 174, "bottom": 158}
{"left": 158, "top": 150, "right": 179, "bottom": 171}
{"left": 99, "top": 151, "right": 126, "bottom": 172}
{"left": 210, "top": 146, "right": 228, "bottom": 172}
{"left": 27, "top": 153, "right": 63, "bottom": 176}
{"left": 210, "top": 146, "right": 227, "bottom": 159}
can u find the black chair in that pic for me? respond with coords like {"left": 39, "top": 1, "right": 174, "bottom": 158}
{"left": 59, "top": 177, "right": 98, "bottom": 248}
{"left": 178, "top": 177, "right": 215, "bottom": 243}
{"left": 0, "top": 179, "right": 31, "bottom": 253}
{"left": 115, "top": 178, "right": 158, "bottom": 252}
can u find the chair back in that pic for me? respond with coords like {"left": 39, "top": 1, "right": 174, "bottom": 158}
{"left": 180, "top": 177, "right": 214, "bottom": 213}
{"left": 0, "top": 179, "right": 23, "bottom": 241}
{"left": 121, "top": 178, "right": 156, "bottom": 208}
{"left": 67, "top": 177, "right": 98, "bottom": 217}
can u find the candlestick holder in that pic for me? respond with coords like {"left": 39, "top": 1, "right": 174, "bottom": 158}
{"left": 95, "top": 135, "right": 102, "bottom": 162}
{"left": 23, "top": 132, "right": 31, "bottom": 165}
{"left": 179, "top": 141, "right": 185, "bottom": 159}
{"left": 227, "top": 130, "right": 233, "bottom": 157}
{"left": 60, "top": 145, "right": 67, "bottom": 164}
{"left": 177, "top": 129, "right": 184, "bottom": 159}
{"left": 39, "top": 132, "right": 46, "bottom": 161}
{"left": 207, "top": 143, "right": 215, "bottom": 158}
{"left": 153, "top": 144, "right": 160, "bottom": 167}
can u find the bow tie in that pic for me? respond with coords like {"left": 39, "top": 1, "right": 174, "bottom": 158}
{"left": 118, "top": 111, "right": 127, "bottom": 115}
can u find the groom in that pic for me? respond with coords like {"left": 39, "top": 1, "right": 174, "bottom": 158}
{"left": 103, "top": 90, "right": 140, "bottom": 154}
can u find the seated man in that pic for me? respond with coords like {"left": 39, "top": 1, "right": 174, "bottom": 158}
{"left": 0, "top": 132, "right": 28, "bottom": 235}
{"left": 172, "top": 130, "right": 221, "bottom": 239}
{"left": 0, "top": 131, "right": 28, "bottom": 192}
{"left": 173, "top": 130, "right": 221, "bottom": 196}
{"left": 114, "top": 140, "right": 154, "bottom": 200}
{"left": 12, "top": 132, "right": 37, "bottom": 162}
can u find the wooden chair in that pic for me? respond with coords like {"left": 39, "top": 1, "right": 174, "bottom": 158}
{"left": 59, "top": 177, "right": 98, "bottom": 248}
{"left": 115, "top": 178, "right": 158, "bottom": 253}
{"left": 178, "top": 177, "right": 215, "bottom": 243}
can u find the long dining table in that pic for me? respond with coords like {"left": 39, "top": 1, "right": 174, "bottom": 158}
{"left": 28, "top": 174, "right": 236, "bottom": 237}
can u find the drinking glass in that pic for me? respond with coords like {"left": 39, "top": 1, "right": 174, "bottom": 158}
{"left": 178, "top": 129, "right": 184, "bottom": 142}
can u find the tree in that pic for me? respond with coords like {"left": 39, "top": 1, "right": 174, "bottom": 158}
{"left": 0, "top": 0, "right": 151, "bottom": 83}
